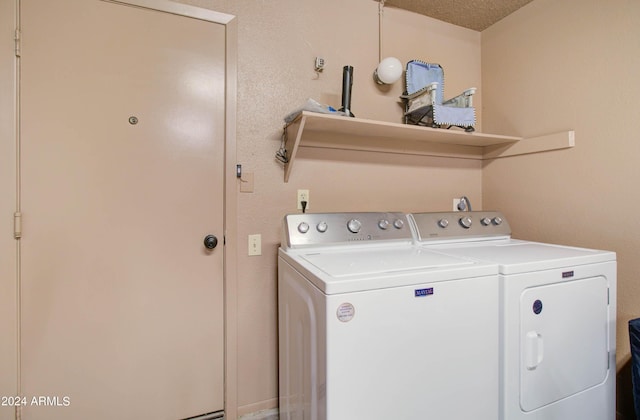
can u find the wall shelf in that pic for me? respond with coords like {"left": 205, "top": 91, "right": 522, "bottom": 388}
{"left": 282, "top": 111, "right": 574, "bottom": 182}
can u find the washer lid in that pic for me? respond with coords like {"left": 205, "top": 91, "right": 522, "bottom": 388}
{"left": 302, "top": 247, "right": 472, "bottom": 277}
{"left": 428, "top": 240, "right": 616, "bottom": 274}
{"left": 285, "top": 245, "right": 498, "bottom": 294}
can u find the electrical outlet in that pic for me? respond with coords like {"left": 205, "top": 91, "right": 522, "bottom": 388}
{"left": 297, "top": 189, "right": 310, "bottom": 210}
{"left": 248, "top": 234, "right": 261, "bottom": 256}
{"left": 453, "top": 198, "right": 462, "bottom": 211}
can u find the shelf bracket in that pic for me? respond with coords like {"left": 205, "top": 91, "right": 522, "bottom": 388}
{"left": 482, "top": 130, "right": 575, "bottom": 159}
{"left": 283, "top": 116, "right": 307, "bottom": 182}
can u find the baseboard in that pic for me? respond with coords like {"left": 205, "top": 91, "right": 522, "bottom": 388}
{"left": 237, "top": 398, "right": 279, "bottom": 418}
{"left": 238, "top": 407, "right": 279, "bottom": 420}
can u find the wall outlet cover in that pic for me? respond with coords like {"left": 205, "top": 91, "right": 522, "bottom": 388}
{"left": 248, "top": 234, "right": 261, "bottom": 256}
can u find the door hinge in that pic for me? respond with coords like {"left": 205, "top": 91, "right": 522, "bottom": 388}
{"left": 14, "top": 212, "right": 22, "bottom": 239}
{"left": 14, "top": 28, "right": 21, "bottom": 57}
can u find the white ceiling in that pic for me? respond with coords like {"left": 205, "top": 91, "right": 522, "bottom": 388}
{"left": 385, "top": 0, "right": 534, "bottom": 31}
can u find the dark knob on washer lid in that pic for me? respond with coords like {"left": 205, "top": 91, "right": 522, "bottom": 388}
{"left": 204, "top": 234, "right": 219, "bottom": 249}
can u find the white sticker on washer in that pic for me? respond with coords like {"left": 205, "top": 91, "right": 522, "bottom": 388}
{"left": 336, "top": 303, "right": 355, "bottom": 322}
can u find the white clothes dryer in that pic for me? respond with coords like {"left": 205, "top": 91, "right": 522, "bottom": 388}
{"left": 278, "top": 212, "right": 500, "bottom": 420}
{"left": 409, "top": 211, "right": 617, "bottom": 420}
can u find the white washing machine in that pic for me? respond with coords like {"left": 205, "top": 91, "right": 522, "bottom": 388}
{"left": 278, "top": 212, "right": 501, "bottom": 420}
{"left": 409, "top": 211, "right": 617, "bottom": 420}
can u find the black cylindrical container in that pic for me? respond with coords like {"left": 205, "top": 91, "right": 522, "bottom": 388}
{"left": 340, "top": 65, "right": 354, "bottom": 117}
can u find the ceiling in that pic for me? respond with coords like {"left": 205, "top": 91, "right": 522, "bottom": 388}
{"left": 385, "top": 0, "right": 534, "bottom": 31}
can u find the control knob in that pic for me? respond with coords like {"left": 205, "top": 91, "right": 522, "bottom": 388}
{"left": 438, "top": 218, "right": 449, "bottom": 228}
{"left": 492, "top": 216, "right": 503, "bottom": 226}
{"left": 459, "top": 216, "right": 473, "bottom": 229}
{"left": 347, "top": 219, "right": 362, "bottom": 233}
{"left": 317, "top": 222, "right": 328, "bottom": 233}
{"left": 297, "top": 222, "right": 310, "bottom": 234}
{"left": 481, "top": 217, "right": 492, "bottom": 226}
{"left": 393, "top": 219, "right": 404, "bottom": 229}
{"left": 378, "top": 219, "right": 390, "bottom": 230}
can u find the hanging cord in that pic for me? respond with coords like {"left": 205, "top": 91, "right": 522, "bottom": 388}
{"left": 457, "top": 196, "right": 473, "bottom": 212}
{"left": 378, "top": 0, "right": 384, "bottom": 63}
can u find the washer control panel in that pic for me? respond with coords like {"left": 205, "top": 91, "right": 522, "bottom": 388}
{"left": 283, "top": 212, "right": 411, "bottom": 248}
{"left": 410, "top": 211, "right": 511, "bottom": 241}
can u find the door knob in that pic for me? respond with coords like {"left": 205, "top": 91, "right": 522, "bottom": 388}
{"left": 204, "top": 234, "right": 218, "bottom": 250}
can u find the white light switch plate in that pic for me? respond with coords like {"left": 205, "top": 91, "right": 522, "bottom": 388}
{"left": 248, "top": 234, "right": 261, "bottom": 256}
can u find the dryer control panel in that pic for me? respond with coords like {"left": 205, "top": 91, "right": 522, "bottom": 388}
{"left": 282, "top": 212, "right": 411, "bottom": 249}
{"left": 410, "top": 211, "right": 511, "bottom": 242}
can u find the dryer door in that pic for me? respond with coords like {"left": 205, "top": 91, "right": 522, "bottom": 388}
{"left": 520, "top": 276, "right": 609, "bottom": 412}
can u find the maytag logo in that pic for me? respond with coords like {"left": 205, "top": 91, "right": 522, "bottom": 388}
{"left": 415, "top": 287, "right": 434, "bottom": 297}
{"left": 562, "top": 270, "right": 574, "bottom": 278}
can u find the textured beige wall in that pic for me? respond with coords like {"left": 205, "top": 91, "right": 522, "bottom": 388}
{"left": 178, "top": 0, "right": 483, "bottom": 414}
{"left": 0, "top": 1, "right": 17, "bottom": 418}
{"left": 481, "top": 0, "right": 640, "bottom": 415}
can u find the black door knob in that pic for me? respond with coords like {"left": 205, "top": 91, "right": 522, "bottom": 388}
{"left": 204, "top": 234, "right": 218, "bottom": 250}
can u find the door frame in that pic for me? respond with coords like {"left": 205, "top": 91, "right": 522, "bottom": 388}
{"left": 0, "top": 1, "right": 18, "bottom": 419}
{"left": 3, "top": 0, "right": 239, "bottom": 418}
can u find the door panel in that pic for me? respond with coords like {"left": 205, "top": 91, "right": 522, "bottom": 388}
{"left": 327, "top": 276, "right": 499, "bottom": 419}
{"left": 520, "top": 276, "right": 609, "bottom": 412}
{"left": 20, "top": 1, "right": 225, "bottom": 418}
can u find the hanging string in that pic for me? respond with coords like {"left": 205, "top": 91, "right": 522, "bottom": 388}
{"left": 378, "top": 0, "right": 385, "bottom": 63}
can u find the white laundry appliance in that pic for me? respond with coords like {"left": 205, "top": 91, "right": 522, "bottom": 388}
{"left": 409, "top": 211, "right": 617, "bottom": 420}
{"left": 278, "top": 212, "right": 501, "bottom": 420}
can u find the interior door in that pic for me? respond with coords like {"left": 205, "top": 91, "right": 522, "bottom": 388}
{"left": 20, "top": 1, "right": 225, "bottom": 418}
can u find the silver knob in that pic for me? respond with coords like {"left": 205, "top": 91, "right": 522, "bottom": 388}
{"left": 438, "top": 219, "right": 449, "bottom": 228}
{"left": 481, "top": 217, "right": 492, "bottom": 226}
{"left": 317, "top": 222, "right": 328, "bottom": 233}
{"left": 459, "top": 216, "right": 473, "bottom": 229}
{"left": 347, "top": 219, "right": 362, "bottom": 233}
{"left": 393, "top": 219, "right": 404, "bottom": 229}
{"left": 378, "top": 219, "right": 390, "bottom": 230}
{"left": 492, "top": 216, "right": 503, "bottom": 226}
{"left": 298, "top": 222, "right": 310, "bottom": 233}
